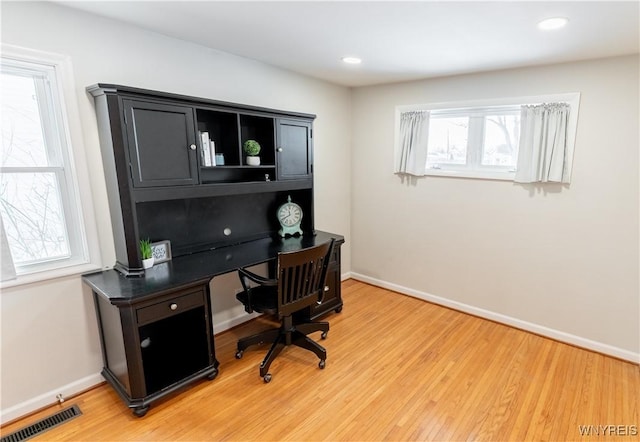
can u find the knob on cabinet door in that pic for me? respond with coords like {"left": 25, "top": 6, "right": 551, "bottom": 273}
{"left": 277, "top": 147, "right": 283, "bottom": 152}
{"left": 189, "top": 144, "right": 197, "bottom": 151}
{"left": 170, "top": 303, "right": 178, "bottom": 311}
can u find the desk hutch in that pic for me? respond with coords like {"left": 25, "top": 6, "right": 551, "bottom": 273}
{"left": 82, "top": 85, "right": 344, "bottom": 416}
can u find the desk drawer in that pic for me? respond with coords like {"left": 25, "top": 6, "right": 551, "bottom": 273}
{"left": 137, "top": 290, "right": 204, "bottom": 325}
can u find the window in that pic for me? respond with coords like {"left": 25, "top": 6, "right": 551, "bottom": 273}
{"left": 0, "top": 45, "right": 99, "bottom": 284}
{"left": 426, "top": 106, "right": 521, "bottom": 177}
{"left": 395, "top": 93, "right": 580, "bottom": 181}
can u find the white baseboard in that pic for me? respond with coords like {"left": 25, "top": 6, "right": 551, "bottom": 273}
{"left": 1, "top": 372, "right": 103, "bottom": 425}
{"left": 350, "top": 272, "right": 639, "bottom": 364}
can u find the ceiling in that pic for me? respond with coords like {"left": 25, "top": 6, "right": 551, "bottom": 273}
{"left": 56, "top": 1, "right": 639, "bottom": 87}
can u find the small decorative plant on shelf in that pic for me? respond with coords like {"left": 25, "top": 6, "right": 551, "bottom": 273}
{"left": 139, "top": 238, "right": 154, "bottom": 269}
{"left": 243, "top": 139, "right": 261, "bottom": 166}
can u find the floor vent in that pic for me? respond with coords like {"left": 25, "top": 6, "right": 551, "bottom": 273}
{"left": 1, "top": 405, "right": 82, "bottom": 442}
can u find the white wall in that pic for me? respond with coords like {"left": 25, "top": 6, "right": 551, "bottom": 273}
{"left": 351, "top": 55, "right": 639, "bottom": 360}
{"left": 0, "top": 1, "right": 352, "bottom": 421}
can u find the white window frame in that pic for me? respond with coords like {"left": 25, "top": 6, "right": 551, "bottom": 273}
{"left": 1, "top": 44, "right": 101, "bottom": 287}
{"left": 395, "top": 93, "right": 581, "bottom": 181}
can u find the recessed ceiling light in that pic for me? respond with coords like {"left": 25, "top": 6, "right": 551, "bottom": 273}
{"left": 341, "top": 56, "right": 362, "bottom": 65}
{"left": 537, "top": 17, "right": 569, "bottom": 31}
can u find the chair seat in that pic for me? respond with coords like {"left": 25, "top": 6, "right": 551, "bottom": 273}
{"left": 236, "top": 285, "right": 278, "bottom": 315}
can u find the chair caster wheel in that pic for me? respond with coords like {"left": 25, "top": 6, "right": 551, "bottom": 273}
{"left": 235, "top": 351, "right": 243, "bottom": 359}
{"left": 319, "top": 360, "right": 326, "bottom": 369}
{"left": 321, "top": 331, "right": 328, "bottom": 339}
{"left": 263, "top": 374, "right": 272, "bottom": 383}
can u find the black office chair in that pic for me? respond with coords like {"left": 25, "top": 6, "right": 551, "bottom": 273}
{"left": 235, "top": 239, "right": 335, "bottom": 383}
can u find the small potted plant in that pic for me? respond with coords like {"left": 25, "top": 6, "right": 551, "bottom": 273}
{"left": 140, "top": 238, "right": 154, "bottom": 269}
{"left": 243, "top": 139, "right": 261, "bottom": 166}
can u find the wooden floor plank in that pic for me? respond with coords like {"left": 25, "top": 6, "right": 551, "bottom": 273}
{"left": 2, "top": 280, "right": 638, "bottom": 441}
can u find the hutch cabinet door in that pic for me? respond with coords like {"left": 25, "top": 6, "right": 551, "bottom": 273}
{"left": 276, "top": 119, "right": 312, "bottom": 180}
{"left": 124, "top": 100, "right": 198, "bottom": 187}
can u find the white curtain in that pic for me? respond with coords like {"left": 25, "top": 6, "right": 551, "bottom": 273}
{"left": 515, "top": 103, "right": 571, "bottom": 184}
{"left": 395, "top": 110, "right": 429, "bottom": 176}
{"left": 1, "top": 217, "right": 16, "bottom": 282}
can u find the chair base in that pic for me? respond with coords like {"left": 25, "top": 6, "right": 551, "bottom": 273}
{"left": 237, "top": 316, "right": 329, "bottom": 379}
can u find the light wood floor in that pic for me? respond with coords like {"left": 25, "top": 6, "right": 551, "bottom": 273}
{"left": 3, "top": 279, "right": 639, "bottom": 441}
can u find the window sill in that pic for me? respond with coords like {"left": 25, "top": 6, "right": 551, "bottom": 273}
{"left": 0, "top": 262, "right": 104, "bottom": 290}
{"left": 424, "top": 169, "right": 515, "bottom": 181}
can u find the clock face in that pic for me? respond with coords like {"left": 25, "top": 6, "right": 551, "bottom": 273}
{"left": 278, "top": 203, "right": 302, "bottom": 227}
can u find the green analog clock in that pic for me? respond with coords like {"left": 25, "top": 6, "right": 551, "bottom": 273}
{"left": 277, "top": 195, "right": 303, "bottom": 237}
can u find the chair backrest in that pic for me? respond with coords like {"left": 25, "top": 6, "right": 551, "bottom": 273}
{"left": 276, "top": 239, "right": 334, "bottom": 318}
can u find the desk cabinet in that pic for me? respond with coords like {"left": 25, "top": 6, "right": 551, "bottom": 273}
{"left": 276, "top": 119, "right": 312, "bottom": 180}
{"left": 85, "top": 231, "right": 343, "bottom": 416}
{"left": 93, "top": 282, "right": 219, "bottom": 417}
{"left": 311, "top": 241, "right": 343, "bottom": 318}
{"left": 123, "top": 99, "right": 199, "bottom": 188}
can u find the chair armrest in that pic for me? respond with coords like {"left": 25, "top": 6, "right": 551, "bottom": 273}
{"left": 238, "top": 267, "right": 278, "bottom": 287}
{"left": 237, "top": 268, "right": 277, "bottom": 315}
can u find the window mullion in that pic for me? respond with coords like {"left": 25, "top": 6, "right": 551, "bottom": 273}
{"left": 467, "top": 115, "right": 483, "bottom": 167}
{"left": 54, "top": 166, "right": 76, "bottom": 255}
{"left": 34, "top": 72, "right": 63, "bottom": 167}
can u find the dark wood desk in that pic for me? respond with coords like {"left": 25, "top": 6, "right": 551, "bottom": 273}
{"left": 83, "top": 231, "right": 344, "bottom": 416}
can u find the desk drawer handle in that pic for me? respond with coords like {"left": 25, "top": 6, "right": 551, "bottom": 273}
{"left": 170, "top": 303, "right": 178, "bottom": 311}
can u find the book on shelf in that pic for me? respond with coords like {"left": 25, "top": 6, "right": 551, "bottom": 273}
{"left": 199, "top": 131, "right": 214, "bottom": 167}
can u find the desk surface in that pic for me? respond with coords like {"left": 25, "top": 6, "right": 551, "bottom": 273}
{"left": 83, "top": 230, "right": 343, "bottom": 305}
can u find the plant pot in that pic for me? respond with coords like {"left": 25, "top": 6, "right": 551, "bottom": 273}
{"left": 246, "top": 156, "right": 260, "bottom": 166}
{"left": 142, "top": 257, "right": 155, "bottom": 269}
